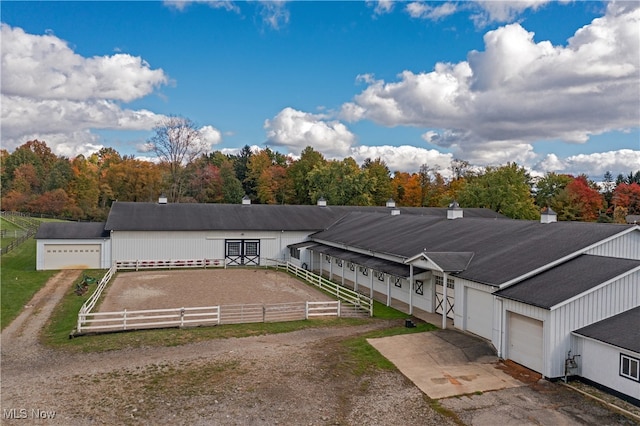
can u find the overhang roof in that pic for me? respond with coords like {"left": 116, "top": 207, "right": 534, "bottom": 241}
{"left": 35, "top": 222, "right": 109, "bottom": 239}
{"left": 310, "top": 211, "right": 636, "bottom": 286}
{"left": 406, "top": 251, "right": 475, "bottom": 273}
{"left": 104, "top": 202, "right": 505, "bottom": 232}
{"left": 493, "top": 255, "right": 640, "bottom": 309}
{"left": 573, "top": 307, "right": 640, "bottom": 353}
{"left": 307, "top": 243, "right": 425, "bottom": 278}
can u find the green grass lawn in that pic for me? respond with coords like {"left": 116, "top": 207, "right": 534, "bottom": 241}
{"left": 1, "top": 238, "right": 57, "bottom": 329}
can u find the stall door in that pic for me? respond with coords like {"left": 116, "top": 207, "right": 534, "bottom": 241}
{"left": 225, "top": 239, "right": 260, "bottom": 266}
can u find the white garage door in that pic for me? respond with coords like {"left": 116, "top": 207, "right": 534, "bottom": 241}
{"left": 44, "top": 244, "right": 101, "bottom": 270}
{"left": 466, "top": 287, "right": 493, "bottom": 340}
{"left": 508, "top": 312, "right": 543, "bottom": 374}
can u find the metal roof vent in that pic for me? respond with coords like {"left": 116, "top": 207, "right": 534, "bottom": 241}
{"left": 317, "top": 197, "right": 327, "bottom": 207}
{"left": 386, "top": 198, "right": 396, "bottom": 208}
{"left": 447, "top": 200, "right": 463, "bottom": 219}
{"left": 541, "top": 206, "right": 557, "bottom": 224}
{"left": 158, "top": 194, "right": 168, "bottom": 204}
{"left": 242, "top": 195, "right": 251, "bottom": 205}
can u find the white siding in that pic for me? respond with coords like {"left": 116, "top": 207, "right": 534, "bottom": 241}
{"left": 548, "top": 271, "right": 640, "bottom": 377}
{"left": 587, "top": 229, "right": 640, "bottom": 259}
{"left": 575, "top": 336, "right": 640, "bottom": 402}
{"left": 111, "top": 230, "right": 311, "bottom": 265}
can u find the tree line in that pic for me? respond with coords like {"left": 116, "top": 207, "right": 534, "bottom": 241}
{"left": 1, "top": 118, "right": 638, "bottom": 223}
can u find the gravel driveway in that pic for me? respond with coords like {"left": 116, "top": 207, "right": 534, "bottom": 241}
{"left": 1, "top": 270, "right": 638, "bottom": 425}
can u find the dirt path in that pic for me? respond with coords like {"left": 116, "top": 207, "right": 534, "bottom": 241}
{"left": 1, "top": 270, "right": 81, "bottom": 363}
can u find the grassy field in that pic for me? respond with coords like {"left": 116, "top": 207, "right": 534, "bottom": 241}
{"left": 1, "top": 238, "right": 57, "bottom": 329}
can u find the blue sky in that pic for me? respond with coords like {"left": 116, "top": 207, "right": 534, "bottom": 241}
{"left": 1, "top": 1, "right": 638, "bottom": 179}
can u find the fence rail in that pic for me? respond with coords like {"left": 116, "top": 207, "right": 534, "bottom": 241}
{"left": 115, "top": 258, "right": 226, "bottom": 270}
{"left": 0, "top": 211, "right": 39, "bottom": 256}
{"left": 74, "top": 258, "right": 372, "bottom": 336}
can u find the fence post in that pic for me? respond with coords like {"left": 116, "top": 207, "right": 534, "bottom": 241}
{"left": 180, "top": 307, "right": 185, "bottom": 327}
{"left": 77, "top": 312, "right": 83, "bottom": 333}
{"left": 123, "top": 309, "right": 127, "bottom": 330}
{"left": 262, "top": 305, "right": 266, "bottom": 323}
{"left": 305, "top": 301, "right": 309, "bottom": 320}
{"left": 337, "top": 301, "right": 341, "bottom": 318}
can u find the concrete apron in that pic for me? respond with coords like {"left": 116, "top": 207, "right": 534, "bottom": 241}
{"left": 368, "top": 330, "right": 524, "bottom": 399}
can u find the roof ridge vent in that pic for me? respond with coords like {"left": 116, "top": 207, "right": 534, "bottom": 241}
{"left": 242, "top": 195, "right": 251, "bottom": 205}
{"left": 158, "top": 194, "right": 168, "bottom": 204}
{"left": 447, "top": 200, "right": 463, "bottom": 219}
{"left": 317, "top": 197, "right": 327, "bottom": 207}
{"left": 386, "top": 198, "right": 396, "bottom": 208}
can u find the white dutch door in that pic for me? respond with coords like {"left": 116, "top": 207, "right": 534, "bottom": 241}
{"left": 465, "top": 287, "right": 493, "bottom": 340}
{"left": 508, "top": 312, "right": 544, "bottom": 374}
{"left": 435, "top": 276, "right": 455, "bottom": 319}
{"left": 44, "top": 244, "right": 101, "bottom": 270}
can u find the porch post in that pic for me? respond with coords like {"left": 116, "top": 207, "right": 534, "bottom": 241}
{"left": 409, "top": 264, "right": 414, "bottom": 315}
{"left": 442, "top": 271, "right": 448, "bottom": 329}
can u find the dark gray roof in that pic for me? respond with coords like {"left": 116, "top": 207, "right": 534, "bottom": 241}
{"left": 573, "top": 307, "right": 640, "bottom": 353}
{"left": 494, "top": 255, "right": 640, "bottom": 309}
{"left": 310, "top": 211, "right": 636, "bottom": 286}
{"left": 35, "top": 222, "right": 109, "bottom": 239}
{"left": 422, "top": 252, "right": 475, "bottom": 273}
{"left": 104, "top": 202, "right": 505, "bottom": 232}
{"left": 308, "top": 243, "right": 425, "bottom": 278}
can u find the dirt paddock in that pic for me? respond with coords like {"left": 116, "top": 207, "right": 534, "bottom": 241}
{"left": 98, "top": 268, "right": 335, "bottom": 312}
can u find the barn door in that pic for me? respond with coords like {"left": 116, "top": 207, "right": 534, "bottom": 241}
{"left": 225, "top": 239, "right": 260, "bottom": 266}
{"left": 434, "top": 276, "right": 455, "bottom": 319}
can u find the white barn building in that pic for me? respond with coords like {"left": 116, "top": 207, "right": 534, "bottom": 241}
{"left": 34, "top": 200, "right": 640, "bottom": 405}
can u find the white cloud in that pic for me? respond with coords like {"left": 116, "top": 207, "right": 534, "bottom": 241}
{"left": 341, "top": 3, "right": 640, "bottom": 170}
{"left": 367, "top": 0, "right": 394, "bottom": 16}
{"left": 163, "top": 0, "right": 239, "bottom": 13}
{"left": 471, "top": 0, "right": 551, "bottom": 26}
{"left": 350, "top": 145, "right": 453, "bottom": 175}
{"left": 0, "top": 24, "right": 172, "bottom": 156}
{"left": 406, "top": 2, "right": 457, "bottom": 20}
{"left": 259, "top": 1, "right": 290, "bottom": 30}
{"left": 199, "top": 125, "right": 223, "bottom": 147}
{"left": 535, "top": 149, "right": 640, "bottom": 178}
{"left": 1, "top": 25, "right": 167, "bottom": 102}
{"left": 264, "top": 107, "right": 356, "bottom": 157}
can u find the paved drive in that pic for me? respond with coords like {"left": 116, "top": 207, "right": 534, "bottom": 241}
{"left": 368, "top": 329, "right": 524, "bottom": 399}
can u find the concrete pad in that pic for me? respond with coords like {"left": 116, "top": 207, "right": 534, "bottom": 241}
{"left": 368, "top": 330, "right": 524, "bottom": 399}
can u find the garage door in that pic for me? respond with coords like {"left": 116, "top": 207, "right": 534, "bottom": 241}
{"left": 44, "top": 244, "right": 101, "bottom": 270}
{"left": 466, "top": 288, "right": 493, "bottom": 340}
{"left": 508, "top": 312, "right": 543, "bottom": 374}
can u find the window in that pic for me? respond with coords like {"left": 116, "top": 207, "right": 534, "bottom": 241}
{"left": 620, "top": 354, "right": 640, "bottom": 382}
{"left": 435, "top": 275, "right": 455, "bottom": 289}
{"left": 336, "top": 259, "right": 343, "bottom": 267}
{"left": 393, "top": 277, "right": 402, "bottom": 288}
{"left": 359, "top": 266, "right": 368, "bottom": 276}
{"left": 289, "top": 247, "right": 300, "bottom": 260}
{"left": 325, "top": 255, "right": 331, "bottom": 264}
{"left": 414, "top": 280, "right": 423, "bottom": 295}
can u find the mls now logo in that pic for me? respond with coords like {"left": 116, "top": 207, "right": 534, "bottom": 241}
{"left": 3, "top": 408, "right": 56, "bottom": 419}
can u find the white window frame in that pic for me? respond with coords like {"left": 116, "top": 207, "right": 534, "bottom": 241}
{"left": 620, "top": 353, "right": 640, "bottom": 382}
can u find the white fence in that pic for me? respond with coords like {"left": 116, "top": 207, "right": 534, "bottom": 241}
{"left": 74, "top": 258, "right": 372, "bottom": 336}
{"left": 284, "top": 262, "right": 373, "bottom": 317}
{"left": 76, "top": 301, "right": 341, "bottom": 334}
{"left": 115, "top": 258, "right": 226, "bottom": 270}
